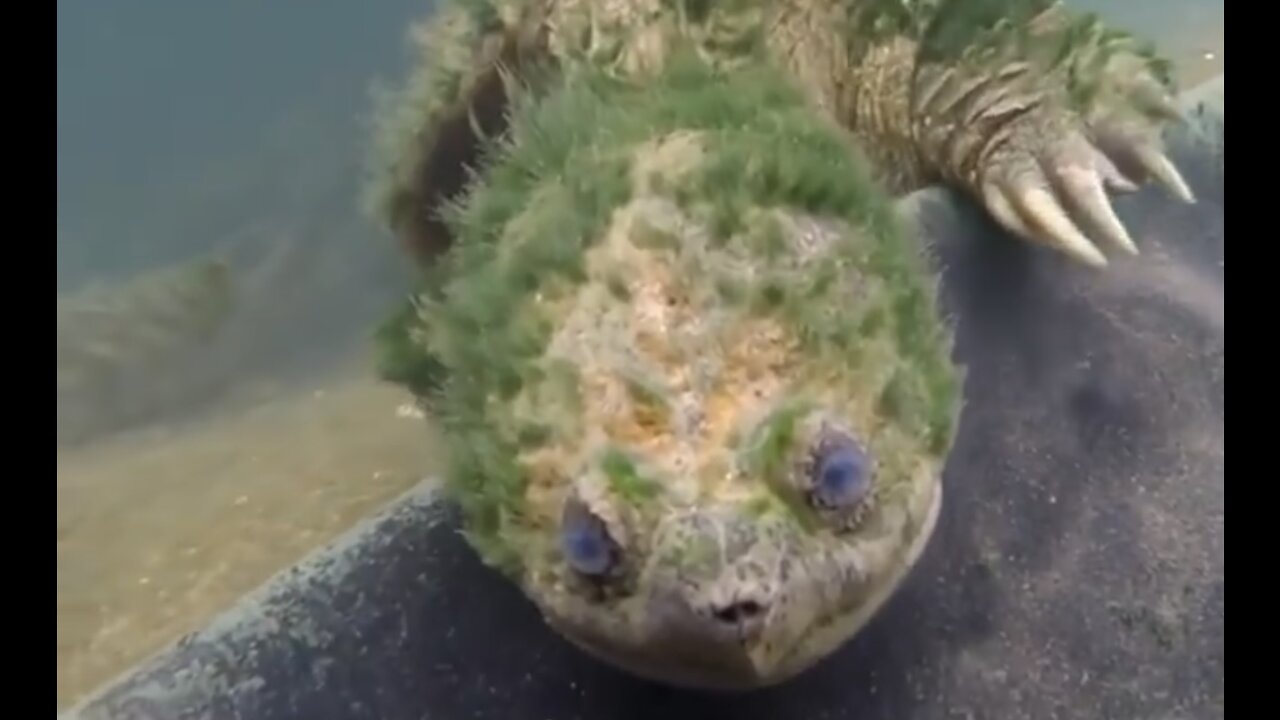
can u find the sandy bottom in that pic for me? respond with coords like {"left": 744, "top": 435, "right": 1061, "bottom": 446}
{"left": 56, "top": 368, "right": 441, "bottom": 709}
{"left": 54, "top": 41, "right": 1223, "bottom": 713}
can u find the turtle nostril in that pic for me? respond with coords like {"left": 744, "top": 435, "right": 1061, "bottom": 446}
{"left": 711, "top": 599, "right": 767, "bottom": 625}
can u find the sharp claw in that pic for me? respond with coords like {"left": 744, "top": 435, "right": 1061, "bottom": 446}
{"left": 1102, "top": 172, "right": 1139, "bottom": 194}
{"left": 1009, "top": 185, "right": 1109, "bottom": 268}
{"left": 1057, "top": 166, "right": 1139, "bottom": 256}
{"left": 1092, "top": 149, "right": 1140, "bottom": 193}
{"left": 1133, "top": 145, "right": 1196, "bottom": 203}
{"left": 982, "top": 182, "right": 1038, "bottom": 239}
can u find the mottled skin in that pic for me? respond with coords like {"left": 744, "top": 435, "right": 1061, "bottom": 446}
{"left": 364, "top": 0, "right": 1195, "bottom": 690}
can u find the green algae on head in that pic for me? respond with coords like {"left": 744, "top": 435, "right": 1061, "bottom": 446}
{"left": 364, "top": 0, "right": 1197, "bottom": 692}
{"left": 382, "top": 50, "right": 959, "bottom": 688}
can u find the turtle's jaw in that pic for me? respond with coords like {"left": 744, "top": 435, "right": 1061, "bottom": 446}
{"left": 593, "top": 647, "right": 801, "bottom": 693}
{"left": 536, "top": 473, "right": 944, "bottom": 691}
{"left": 544, "top": 605, "right": 795, "bottom": 692}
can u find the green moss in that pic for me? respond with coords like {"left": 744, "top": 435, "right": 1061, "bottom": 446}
{"left": 715, "top": 273, "right": 749, "bottom": 304}
{"left": 371, "top": 300, "right": 447, "bottom": 398}
{"left": 601, "top": 448, "right": 663, "bottom": 502}
{"left": 746, "top": 401, "right": 806, "bottom": 482}
{"left": 745, "top": 493, "right": 787, "bottom": 519}
{"left": 745, "top": 279, "right": 784, "bottom": 314}
{"left": 708, "top": 195, "right": 748, "bottom": 241}
{"left": 515, "top": 422, "right": 553, "bottom": 449}
{"left": 666, "top": 0, "right": 713, "bottom": 24}
{"left": 740, "top": 401, "right": 824, "bottom": 531}
{"left": 377, "top": 45, "right": 959, "bottom": 572}
{"left": 455, "top": 0, "right": 501, "bottom": 33}
{"left": 918, "top": 0, "right": 1056, "bottom": 64}
{"left": 631, "top": 216, "right": 681, "bottom": 251}
{"left": 915, "top": 0, "right": 1177, "bottom": 120}
{"left": 359, "top": 0, "right": 1188, "bottom": 578}
{"left": 543, "top": 358, "right": 584, "bottom": 413}
{"left": 660, "top": 64, "right": 957, "bottom": 455}
{"left": 924, "top": 359, "right": 963, "bottom": 453}
{"left": 361, "top": 2, "right": 493, "bottom": 230}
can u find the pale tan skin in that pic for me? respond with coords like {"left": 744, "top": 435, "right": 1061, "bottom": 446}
{"left": 383, "top": 0, "right": 1195, "bottom": 690}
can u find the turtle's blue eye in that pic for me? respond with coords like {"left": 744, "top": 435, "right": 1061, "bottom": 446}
{"left": 809, "top": 435, "right": 871, "bottom": 509}
{"left": 560, "top": 498, "right": 619, "bottom": 577}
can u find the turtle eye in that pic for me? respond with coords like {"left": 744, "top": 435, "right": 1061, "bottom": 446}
{"left": 807, "top": 432, "right": 872, "bottom": 510}
{"left": 559, "top": 497, "right": 621, "bottom": 577}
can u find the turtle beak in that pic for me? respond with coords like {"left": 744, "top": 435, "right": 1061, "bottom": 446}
{"left": 635, "top": 584, "right": 779, "bottom": 688}
{"left": 540, "top": 574, "right": 788, "bottom": 691}
{"left": 622, "top": 508, "right": 797, "bottom": 690}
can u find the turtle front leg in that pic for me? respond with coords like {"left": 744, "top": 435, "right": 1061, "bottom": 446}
{"left": 907, "top": 0, "right": 1195, "bottom": 266}
{"left": 830, "top": 0, "right": 1195, "bottom": 267}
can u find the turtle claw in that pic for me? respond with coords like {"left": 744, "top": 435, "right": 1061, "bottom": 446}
{"left": 1132, "top": 145, "right": 1196, "bottom": 203}
{"left": 907, "top": 5, "right": 1200, "bottom": 269}
{"left": 979, "top": 179, "right": 1110, "bottom": 266}
{"left": 969, "top": 98, "right": 1202, "bottom": 267}
{"left": 975, "top": 124, "right": 1161, "bottom": 267}
{"left": 1005, "top": 182, "right": 1111, "bottom": 268}
{"left": 974, "top": 122, "right": 1198, "bottom": 267}
{"left": 1055, "top": 164, "right": 1139, "bottom": 256}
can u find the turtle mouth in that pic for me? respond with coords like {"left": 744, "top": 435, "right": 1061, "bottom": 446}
{"left": 547, "top": 623, "right": 786, "bottom": 692}
{"left": 539, "top": 476, "right": 945, "bottom": 691}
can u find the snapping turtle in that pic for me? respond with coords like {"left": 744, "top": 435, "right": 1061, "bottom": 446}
{"left": 364, "top": 0, "right": 1205, "bottom": 690}
{"left": 61, "top": 68, "right": 1221, "bottom": 720}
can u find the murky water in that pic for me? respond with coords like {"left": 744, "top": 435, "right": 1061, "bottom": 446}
{"left": 55, "top": 0, "right": 1223, "bottom": 711}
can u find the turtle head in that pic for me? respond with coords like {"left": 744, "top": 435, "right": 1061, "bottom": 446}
{"left": 382, "top": 53, "right": 959, "bottom": 690}
{"left": 540, "top": 416, "right": 946, "bottom": 690}
{"left": 493, "top": 184, "right": 951, "bottom": 689}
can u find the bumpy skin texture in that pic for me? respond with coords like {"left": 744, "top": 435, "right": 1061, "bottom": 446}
{"left": 364, "top": 0, "right": 1195, "bottom": 690}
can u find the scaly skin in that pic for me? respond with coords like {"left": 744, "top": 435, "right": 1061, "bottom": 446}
{"left": 362, "top": 0, "right": 1194, "bottom": 690}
